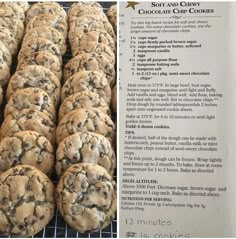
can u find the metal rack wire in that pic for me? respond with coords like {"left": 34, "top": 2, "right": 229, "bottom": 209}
{"left": 0, "top": 2, "right": 117, "bottom": 238}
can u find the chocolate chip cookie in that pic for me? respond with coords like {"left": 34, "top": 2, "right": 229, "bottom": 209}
{"left": 61, "top": 70, "right": 111, "bottom": 104}
{"left": 59, "top": 91, "right": 111, "bottom": 121}
{"left": 63, "top": 52, "right": 115, "bottom": 87}
{"left": 69, "top": 15, "right": 115, "bottom": 41}
{"left": 23, "top": 26, "right": 67, "bottom": 55}
{"left": 70, "top": 30, "right": 116, "bottom": 56}
{"left": 74, "top": 42, "right": 115, "bottom": 64}
{"left": 26, "top": 2, "right": 67, "bottom": 24}
{"left": 7, "top": 65, "right": 60, "bottom": 106}
{"left": 0, "top": 2, "right": 25, "bottom": 22}
{"left": 56, "top": 132, "right": 116, "bottom": 177}
{"left": 68, "top": 2, "right": 103, "bottom": 23}
{"left": 5, "top": 88, "right": 56, "bottom": 122}
{"left": 0, "top": 165, "right": 55, "bottom": 237}
{"left": 18, "top": 37, "right": 62, "bottom": 64}
{"left": 0, "top": 9, "right": 25, "bottom": 43}
{"left": 56, "top": 108, "right": 115, "bottom": 145}
{"left": 0, "top": 131, "right": 54, "bottom": 175}
{"left": 17, "top": 51, "right": 62, "bottom": 82}
{"left": 56, "top": 163, "right": 117, "bottom": 233}
{"left": 0, "top": 109, "right": 56, "bottom": 144}
{"left": 26, "top": 14, "right": 68, "bottom": 40}
{"left": 0, "top": 26, "right": 18, "bottom": 55}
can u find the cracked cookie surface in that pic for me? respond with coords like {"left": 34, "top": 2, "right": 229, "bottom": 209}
{"left": 0, "top": 9, "right": 24, "bottom": 43}
{"left": 7, "top": 65, "right": 60, "bottom": 106}
{"left": 0, "top": 3, "right": 25, "bottom": 22}
{"left": 56, "top": 108, "right": 115, "bottom": 145}
{"left": 56, "top": 163, "right": 116, "bottom": 233}
{"left": 68, "top": 2, "right": 103, "bottom": 22}
{"left": 0, "top": 109, "right": 56, "bottom": 144}
{"left": 5, "top": 87, "right": 56, "bottom": 122}
{"left": 61, "top": 70, "right": 111, "bottom": 104}
{"left": 0, "top": 165, "right": 55, "bottom": 237}
{"left": 26, "top": 14, "right": 68, "bottom": 40}
{"left": 18, "top": 37, "right": 62, "bottom": 64}
{"left": 59, "top": 91, "right": 110, "bottom": 121}
{"left": 23, "top": 26, "right": 67, "bottom": 55}
{"left": 26, "top": 2, "right": 67, "bottom": 24}
{"left": 0, "top": 131, "right": 54, "bottom": 175}
{"left": 56, "top": 132, "right": 116, "bottom": 177}
{"left": 74, "top": 42, "right": 115, "bottom": 64}
{"left": 63, "top": 52, "right": 115, "bottom": 87}
{"left": 17, "top": 51, "right": 62, "bottom": 82}
{"left": 69, "top": 15, "right": 115, "bottom": 41}
{"left": 70, "top": 30, "right": 116, "bottom": 57}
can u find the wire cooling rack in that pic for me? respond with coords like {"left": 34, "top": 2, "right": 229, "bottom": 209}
{"left": 0, "top": 2, "right": 117, "bottom": 238}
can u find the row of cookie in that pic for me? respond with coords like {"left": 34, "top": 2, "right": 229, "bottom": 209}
{"left": 0, "top": 2, "right": 29, "bottom": 90}
{"left": 0, "top": 4, "right": 55, "bottom": 236}
{"left": 0, "top": 162, "right": 117, "bottom": 237}
{"left": 53, "top": 3, "right": 117, "bottom": 231}
{"left": 55, "top": 2, "right": 116, "bottom": 161}
{"left": 0, "top": 127, "right": 116, "bottom": 176}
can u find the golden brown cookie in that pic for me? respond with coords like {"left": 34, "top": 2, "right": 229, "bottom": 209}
{"left": 0, "top": 109, "right": 56, "bottom": 144}
{"left": 63, "top": 52, "right": 115, "bottom": 87}
{"left": 7, "top": 65, "right": 61, "bottom": 106}
{"left": 61, "top": 70, "right": 111, "bottom": 104}
{"left": 58, "top": 91, "right": 111, "bottom": 121}
{"left": 17, "top": 51, "right": 62, "bottom": 82}
{"left": 0, "top": 131, "right": 54, "bottom": 175}
{"left": 56, "top": 108, "right": 115, "bottom": 145}
{"left": 56, "top": 163, "right": 117, "bottom": 233}
{"left": 0, "top": 165, "right": 55, "bottom": 237}
{"left": 26, "top": 2, "right": 67, "bottom": 24}
{"left": 56, "top": 132, "right": 116, "bottom": 177}
{"left": 26, "top": 14, "right": 68, "bottom": 40}
{"left": 5, "top": 88, "right": 56, "bottom": 122}
{"left": 22, "top": 26, "right": 67, "bottom": 55}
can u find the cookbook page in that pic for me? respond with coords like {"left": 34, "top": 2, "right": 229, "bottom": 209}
{"left": 119, "top": 1, "right": 236, "bottom": 237}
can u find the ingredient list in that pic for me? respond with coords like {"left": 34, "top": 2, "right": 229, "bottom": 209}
{"left": 119, "top": 2, "right": 236, "bottom": 237}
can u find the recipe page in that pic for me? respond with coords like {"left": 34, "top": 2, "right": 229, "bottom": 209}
{"left": 119, "top": 2, "right": 236, "bottom": 237}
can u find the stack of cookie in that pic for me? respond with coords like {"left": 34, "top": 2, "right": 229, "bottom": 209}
{"left": 0, "top": 2, "right": 29, "bottom": 109}
{"left": 54, "top": 2, "right": 117, "bottom": 233}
